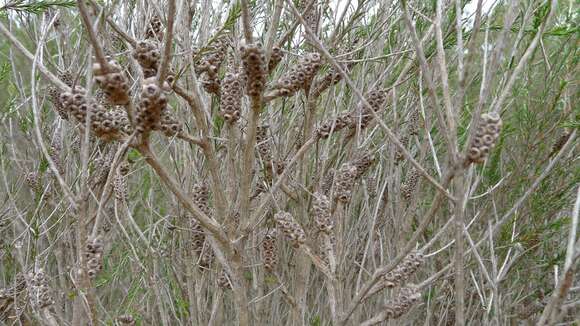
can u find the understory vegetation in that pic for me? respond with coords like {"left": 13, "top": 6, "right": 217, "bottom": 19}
{"left": 0, "top": 0, "right": 578, "bottom": 325}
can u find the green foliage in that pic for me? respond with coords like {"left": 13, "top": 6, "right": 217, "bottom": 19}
{"left": 0, "top": 1, "right": 76, "bottom": 15}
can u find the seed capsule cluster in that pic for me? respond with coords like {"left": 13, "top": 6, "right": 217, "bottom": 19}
{"left": 25, "top": 172, "right": 41, "bottom": 193}
{"left": 382, "top": 285, "right": 421, "bottom": 319}
{"left": 273, "top": 53, "right": 322, "bottom": 96}
{"left": 256, "top": 126, "right": 273, "bottom": 164}
{"left": 312, "top": 192, "right": 332, "bottom": 233}
{"left": 135, "top": 78, "right": 167, "bottom": 133}
{"left": 110, "top": 108, "right": 133, "bottom": 134}
{"left": 117, "top": 314, "right": 136, "bottom": 325}
{"left": 298, "top": 0, "right": 320, "bottom": 34}
{"left": 193, "top": 182, "right": 211, "bottom": 215}
{"left": 146, "top": 15, "right": 163, "bottom": 40}
{"left": 133, "top": 41, "right": 160, "bottom": 78}
{"left": 550, "top": 130, "right": 571, "bottom": 157}
{"left": 48, "top": 86, "right": 69, "bottom": 119}
{"left": 334, "top": 163, "right": 357, "bottom": 203}
{"left": 467, "top": 112, "right": 502, "bottom": 164}
{"left": 400, "top": 168, "right": 419, "bottom": 201}
{"left": 113, "top": 162, "right": 130, "bottom": 202}
{"left": 0, "top": 274, "right": 26, "bottom": 299}
{"left": 199, "top": 245, "right": 215, "bottom": 269}
{"left": 240, "top": 42, "right": 266, "bottom": 98}
{"left": 190, "top": 219, "right": 205, "bottom": 253}
{"left": 315, "top": 113, "right": 352, "bottom": 139}
{"left": 85, "top": 236, "right": 104, "bottom": 279}
{"left": 274, "top": 211, "right": 306, "bottom": 248}
{"left": 93, "top": 60, "right": 130, "bottom": 105}
{"left": 408, "top": 109, "right": 420, "bottom": 136}
{"left": 349, "top": 89, "right": 387, "bottom": 130}
{"left": 383, "top": 251, "right": 423, "bottom": 288}
{"left": 395, "top": 135, "right": 409, "bottom": 164}
{"left": 59, "top": 87, "right": 122, "bottom": 140}
{"left": 217, "top": 270, "right": 231, "bottom": 290}
{"left": 28, "top": 269, "right": 54, "bottom": 309}
{"left": 262, "top": 229, "right": 278, "bottom": 272}
{"left": 220, "top": 71, "right": 243, "bottom": 123}
{"left": 352, "top": 152, "right": 374, "bottom": 179}
{"left": 321, "top": 169, "right": 335, "bottom": 196}
{"left": 158, "top": 109, "right": 183, "bottom": 137}
{"left": 268, "top": 46, "right": 283, "bottom": 72}
{"left": 197, "top": 36, "right": 229, "bottom": 94}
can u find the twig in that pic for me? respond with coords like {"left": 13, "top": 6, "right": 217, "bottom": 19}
{"left": 157, "top": 0, "right": 176, "bottom": 85}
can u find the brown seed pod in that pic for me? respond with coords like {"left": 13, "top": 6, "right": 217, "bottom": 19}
{"left": 117, "top": 314, "right": 136, "bottom": 325}
{"left": 217, "top": 269, "right": 231, "bottom": 290}
{"left": 84, "top": 236, "right": 104, "bottom": 279}
{"left": 48, "top": 86, "right": 69, "bottom": 119}
{"left": 321, "top": 169, "right": 335, "bottom": 196}
{"left": 192, "top": 182, "right": 211, "bottom": 216}
{"left": 400, "top": 168, "right": 419, "bottom": 201}
{"left": 93, "top": 60, "right": 130, "bottom": 105}
{"left": 395, "top": 135, "right": 409, "bottom": 164}
{"left": 197, "top": 35, "right": 229, "bottom": 95}
{"left": 132, "top": 41, "right": 160, "bottom": 78}
{"left": 158, "top": 109, "right": 183, "bottom": 137}
{"left": 312, "top": 192, "right": 332, "bottom": 233}
{"left": 274, "top": 211, "right": 306, "bottom": 248}
{"left": 28, "top": 269, "right": 54, "bottom": 309}
{"left": 349, "top": 89, "right": 387, "bottom": 130}
{"left": 190, "top": 218, "right": 205, "bottom": 254}
{"left": 59, "top": 87, "right": 123, "bottom": 141}
{"left": 240, "top": 41, "right": 266, "bottom": 98}
{"left": 466, "top": 112, "right": 502, "bottom": 164}
{"left": 268, "top": 46, "right": 284, "bottom": 72}
{"left": 220, "top": 71, "right": 243, "bottom": 123}
{"left": 334, "top": 163, "right": 357, "bottom": 203}
{"left": 352, "top": 152, "right": 375, "bottom": 179}
{"left": 135, "top": 78, "right": 167, "bottom": 133}
{"left": 146, "top": 15, "right": 163, "bottom": 40}
{"left": 113, "top": 173, "right": 128, "bottom": 201}
{"left": 272, "top": 53, "right": 322, "bottom": 96}
{"left": 25, "top": 172, "right": 41, "bottom": 193}
{"left": 408, "top": 109, "right": 420, "bottom": 136}
{"left": 383, "top": 251, "right": 424, "bottom": 288}
{"left": 382, "top": 284, "right": 421, "bottom": 320}
{"left": 261, "top": 229, "right": 278, "bottom": 272}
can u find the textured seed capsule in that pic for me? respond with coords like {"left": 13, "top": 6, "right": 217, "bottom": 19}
{"left": 466, "top": 112, "right": 502, "bottom": 164}
{"left": 220, "top": 71, "right": 243, "bottom": 123}
{"left": 192, "top": 182, "right": 211, "bottom": 215}
{"left": 349, "top": 89, "right": 387, "bottom": 130}
{"left": 240, "top": 42, "right": 266, "bottom": 98}
{"left": 262, "top": 229, "right": 278, "bottom": 272}
{"left": 59, "top": 87, "right": 123, "bottom": 141}
{"left": 28, "top": 269, "right": 54, "bottom": 309}
{"left": 268, "top": 46, "right": 283, "bottom": 72}
{"left": 197, "top": 35, "right": 229, "bottom": 95}
{"left": 334, "top": 163, "right": 357, "bottom": 203}
{"left": 133, "top": 41, "right": 160, "bottom": 78}
{"left": 400, "top": 168, "right": 419, "bottom": 201}
{"left": 272, "top": 53, "right": 322, "bottom": 96}
{"left": 158, "top": 109, "right": 183, "bottom": 137}
{"left": 84, "top": 236, "right": 104, "bottom": 279}
{"left": 321, "top": 169, "right": 335, "bottom": 196}
{"left": 352, "top": 152, "right": 375, "bottom": 179}
{"left": 93, "top": 60, "right": 130, "bottom": 105}
{"left": 312, "top": 192, "right": 332, "bottom": 233}
{"left": 117, "top": 314, "right": 136, "bottom": 325}
{"left": 135, "top": 78, "right": 167, "bottom": 133}
{"left": 146, "top": 15, "right": 163, "bottom": 40}
{"left": 274, "top": 211, "right": 306, "bottom": 248}
{"left": 217, "top": 269, "right": 231, "bottom": 290}
{"left": 382, "top": 284, "right": 421, "bottom": 320}
{"left": 383, "top": 251, "right": 424, "bottom": 288}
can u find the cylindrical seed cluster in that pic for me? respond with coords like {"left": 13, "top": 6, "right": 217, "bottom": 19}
{"left": 132, "top": 41, "right": 160, "bottom": 78}
{"left": 199, "top": 245, "right": 215, "bottom": 269}
{"left": 274, "top": 211, "right": 306, "bottom": 248}
{"left": 48, "top": 86, "right": 69, "bottom": 120}
{"left": 197, "top": 36, "right": 229, "bottom": 95}
{"left": 315, "top": 113, "right": 352, "bottom": 139}
{"left": 240, "top": 42, "right": 266, "bottom": 98}
{"left": 158, "top": 109, "right": 183, "bottom": 137}
{"left": 113, "top": 162, "right": 129, "bottom": 202}
{"left": 117, "top": 314, "right": 136, "bottom": 325}
{"left": 395, "top": 135, "right": 409, "bottom": 164}
{"left": 25, "top": 172, "right": 41, "bottom": 193}
{"left": 382, "top": 285, "right": 421, "bottom": 319}
{"left": 220, "top": 72, "right": 243, "bottom": 123}
{"left": 146, "top": 15, "right": 163, "bottom": 40}
{"left": 400, "top": 168, "right": 419, "bottom": 201}
{"left": 349, "top": 89, "right": 387, "bottom": 130}
{"left": 93, "top": 60, "right": 130, "bottom": 105}
{"left": 85, "top": 236, "right": 104, "bottom": 279}
{"left": 190, "top": 219, "right": 205, "bottom": 254}
{"left": 321, "top": 169, "right": 334, "bottom": 196}
{"left": 268, "top": 46, "right": 283, "bottom": 72}
{"left": 217, "top": 269, "right": 231, "bottom": 290}
{"left": 59, "top": 87, "right": 122, "bottom": 140}
{"left": 383, "top": 251, "right": 423, "bottom": 288}
{"left": 192, "top": 182, "right": 211, "bottom": 215}
{"left": 334, "top": 163, "right": 357, "bottom": 203}
{"left": 352, "top": 152, "right": 375, "bottom": 179}
{"left": 273, "top": 53, "right": 322, "bottom": 96}
{"left": 262, "top": 229, "right": 278, "bottom": 272}
{"left": 467, "top": 112, "right": 502, "bottom": 164}
{"left": 312, "top": 192, "right": 332, "bottom": 233}
{"left": 256, "top": 125, "right": 273, "bottom": 164}
{"left": 28, "top": 269, "right": 54, "bottom": 309}
{"left": 110, "top": 108, "right": 133, "bottom": 135}
{"left": 135, "top": 78, "right": 167, "bottom": 133}
{"left": 408, "top": 109, "right": 420, "bottom": 136}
